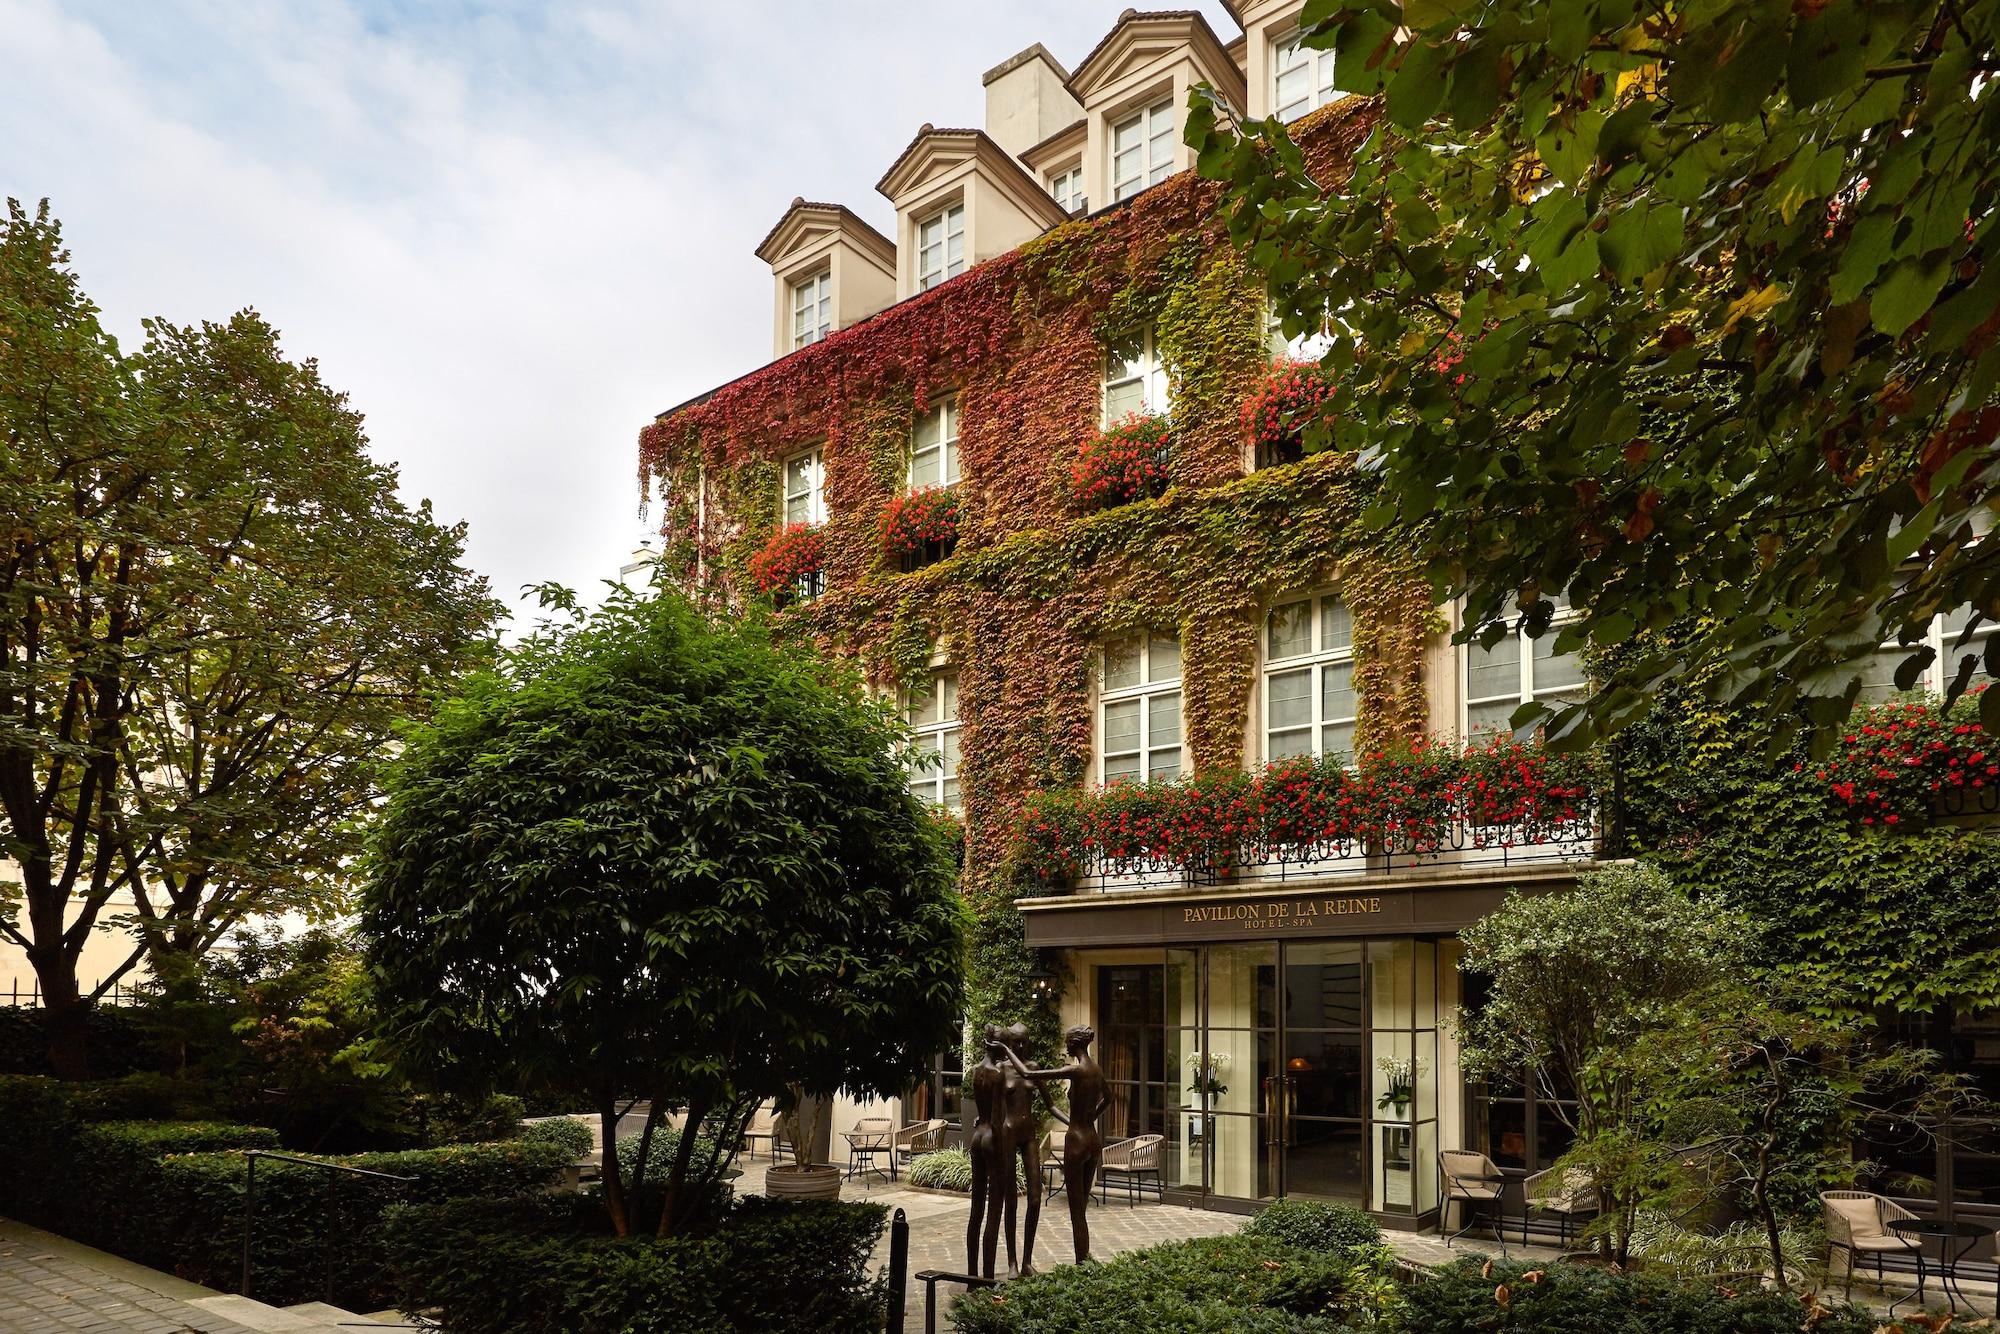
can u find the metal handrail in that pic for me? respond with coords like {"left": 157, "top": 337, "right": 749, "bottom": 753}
{"left": 241, "top": 1149, "right": 418, "bottom": 1302}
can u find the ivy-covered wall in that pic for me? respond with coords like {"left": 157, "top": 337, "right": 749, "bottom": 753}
{"left": 637, "top": 103, "right": 1437, "bottom": 1059}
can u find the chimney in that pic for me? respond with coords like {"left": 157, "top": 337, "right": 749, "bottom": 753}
{"left": 981, "top": 43, "right": 1083, "bottom": 162}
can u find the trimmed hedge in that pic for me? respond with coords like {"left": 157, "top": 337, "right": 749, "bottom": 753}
{"left": 70, "top": 1120, "right": 281, "bottom": 1259}
{"left": 383, "top": 1193, "right": 889, "bottom": 1333}
{"left": 0, "top": 1005, "right": 162, "bottom": 1077}
{"left": 158, "top": 1138, "right": 575, "bottom": 1308}
{"left": 1242, "top": 1200, "right": 1383, "bottom": 1256}
{"left": 1395, "top": 1259, "right": 1879, "bottom": 1334}
{"left": 518, "top": 1116, "right": 592, "bottom": 1159}
{"left": 949, "top": 1232, "right": 1396, "bottom": 1332}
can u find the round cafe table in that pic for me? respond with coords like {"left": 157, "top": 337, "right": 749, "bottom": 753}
{"left": 1887, "top": 1218, "right": 1991, "bottom": 1314}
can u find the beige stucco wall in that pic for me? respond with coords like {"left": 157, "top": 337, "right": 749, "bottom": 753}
{"left": 984, "top": 46, "right": 1083, "bottom": 162}
{"left": 769, "top": 237, "right": 896, "bottom": 361}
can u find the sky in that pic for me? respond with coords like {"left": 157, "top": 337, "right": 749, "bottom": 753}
{"left": 0, "top": 0, "right": 1237, "bottom": 633}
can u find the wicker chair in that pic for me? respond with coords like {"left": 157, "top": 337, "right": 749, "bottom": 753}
{"left": 894, "top": 1118, "right": 948, "bottom": 1173}
{"left": 1821, "top": 1190, "right": 1920, "bottom": 1298}
{"left": 1440, "top": 1149, "right": 1510, "bottom": 1253}
{"left": 843, "top": 1116, "right": 894, "bottom": 1181}
{"left": 1524, "top": 1164, "right": 1596, "bottom": 1247}
{"left": 1098, "top": 1133, "right": 1164, "bottom": 1204}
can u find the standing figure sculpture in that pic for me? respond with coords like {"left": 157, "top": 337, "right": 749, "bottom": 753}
{"left": 1005, "top": 1025, "right": 1111, "bottom": 1262}
{"left": 997, "top": 1023, "right": 1043, "bottom": 1276}
{"left": 964, "top": 1024, "right": 1012, "bottom": 1280}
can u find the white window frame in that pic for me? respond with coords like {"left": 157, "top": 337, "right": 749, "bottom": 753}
{"left": 1098, "top": 633, "right": 1184, "bottom": 785}
{"left": 905, "top": 668, "right": 962, "bottom": 810}
{"left": 909, "top": 398, "right": 961, "bottom": 489}
{"left": 1109, "top": 96, "right": 1177, "bottom": 202}
{"left": 1103, "top": 328, "right": 1170, "bottom": 423}
{"left": 1263, "top": 591, "right": 1358, "bottom": 764}
{"left": 790, "top": 269, "right": 831, "bottom": 349}
{"left": 1860, "top": 610, "right": 2000, "bottom": 702}
{"left": 1048, "top": 164, "right": 1083, "bottom": 214}
{"left": 781, "top": 447, "right": 826, "bottom": 526}
{"left": 917, "top": 203, "right": 966, "bottom": 291}
{"left": 1272, "top": 30, "right": 1341, "bottom": 123}
{"left": 1460, "top": 601, "right": 1587, "bottom": 738}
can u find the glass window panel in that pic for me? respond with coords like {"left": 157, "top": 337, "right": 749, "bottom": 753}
{"left": 941, "top": 728, "right": 960, "bottom": 778}
{"left": 1103, "top": 699, "right": 1142, "bottom": 752}
{"left": 1320, "top": 719, "right": 1355, "bottom": 759}
{"left": 1148, "top": 634, "right": 1181, "bottom": 682}
{"left": 905, "top": 683, "right": 935, "bottom": 726}
{"left": 1104, "top": 378, "right": 1144, "bottom": 419}
{"left": 1467, "top": 634, "right": 1521, "bottom": 701}
{"left": 1858, "top": 647, "right": 1910, "bottom": 702}
{"left": 1531, "top": 635, "right": 1586, "bottom": 693}
{"left": 1536, "top": 1101, "right": 1578, "bottom": 1170}
{"left": 1270, "top": 727, "right": 1314, "bottom": 759}
{"left": 910, "top": 449, "right": 940, "bottom": 489}
{"left": 1103, "top": 753, "right": 1141, "bottom": 782}
{"left": 1293, "top": 1118, "right": 1368, "bottom": 1205}
{"left": 1320, "top": 598, "right": 1354, "bottom": 652}
{"left": 1468, "top": 698, "right": 1518, "bottom": 736}
{"left": 1148, "top": 751, "right": 1180, "bottom": 782}
{"left": 1148, "top": 693, "right": 1181, "bottom": 748}
{"left": 1484, "top": 1098, "right": 1529, "bottom": 1170}
{"left": 941, "top": 673, "right": 959, "bottom": 721}
{"left": 913, "top": 410, "right": 939, "bottom": 449}
{"left": 1286, "top": 1033, "right": 1363, "bottom": 1118}
{"left": 1283, "top": 942, "right": 1363, "bottom": 1030}
{"left": 1104, "top": 636, "right": 1142, "bottom": 690}
{"left": 1268, "top": 668, "right": 1312, "bottom": 732}
{"left": 1322, "top": 661, "right": 1357, "bottom": 723}
{"left": 1268, "top": 601, "right": 1313, "bottom": 659}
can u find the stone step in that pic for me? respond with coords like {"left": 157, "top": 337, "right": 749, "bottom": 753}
{"left": 183, "top": 1293, "right": 371, "bottom": 1332}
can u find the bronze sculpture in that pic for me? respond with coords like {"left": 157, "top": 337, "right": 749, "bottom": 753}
{"left": 965, "top": 1023, "right": 1043, "bottom": 1278}
{"left": 1005, "top": 1025, "right": 1110, "bottom": 1262}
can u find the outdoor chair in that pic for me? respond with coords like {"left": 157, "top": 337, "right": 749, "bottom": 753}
{"left": 1821, "top": 1190, "right": 1920, "bottom": 1298}
{"left": 1523, "top": 1164, "right": 1596, "bottom": 1247}
{"left": 1098, "top": 1133, "right": 1163, "bottom": 1205}
{"left": 1440, "top": 1149, "right": 1510, "bottom": 1254}
{"left": 843, "top": 1116, "right": 894, "bottom": 1182}
{"left": 1040, "top": 1128, "right": 1068, "bottom": 1202}
{"left": 894, "top": 1118, "right": 948, "bottom": 1173}
{"left": 739, "top": 1104, "right": 778, "bottom": 1159}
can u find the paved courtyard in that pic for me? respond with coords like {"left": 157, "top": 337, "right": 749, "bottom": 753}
{"left": 0, "top": 1221, "right": 267, "bottom": 1334}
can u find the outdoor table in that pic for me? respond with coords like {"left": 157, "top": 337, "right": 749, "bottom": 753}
{"left": 1887, "top": 1218, "right": 1991, "bottom": 1314}
{"left": 845, "top": 1128, "right": 893, "bottom": 1183}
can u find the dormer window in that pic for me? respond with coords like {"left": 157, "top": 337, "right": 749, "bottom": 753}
{"left": 917, "top": 204, "right": 966, "bottom": 291}
{"left": 1109, "top": 97, "right": 1176, "bottom": 202}
{"left": 911, "top": 398, "right": 961, "bottom": 488}
{"left": 1104, "top": 329, "right": 1170, "bottom": 421}
{"left": 789, "top": 270, "right": 832, "bottom": 349}
{"left": 783, "top": 447, "right": 826, "bottom": 525}
{"left": 1049, "top": 165, "right": 1083, "bottom": 214}
{"left": 1273, "top": 33, "right": 1341, "bottom": 123}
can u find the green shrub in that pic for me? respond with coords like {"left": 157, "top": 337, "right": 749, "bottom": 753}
{"left": 154, "top": 1137, "right": 575, "bottom": 1308}
{"left": 426, "top": 1092, "right": 526, "bottom": 1145}
{"left": 1243, "top": 1199, "right": 1383, "bottom": 1257}
{"left": 950, "top": 1232, "right": 1397, "bottom": 1332}
{"left": 0, "top": 1005, "right": 162, "bottom": 1077}
{"left": 613, "top": 1120, "right": 728, "bottom": 1186}
{"left": 1392, "top": 1259, "right": 1878, "bottom": 1334}
{"left": 383, "top": 1193, "right": 889, "bottom": 1333}
{"left": 66, "top": 1120, "right": 280, "bottom": 1259}
{"left": 518, "top": 1116, "right": 592, "bottom": 1159}
{"left": 908, "top": 1147, "right": 1024, "bottom": 1192}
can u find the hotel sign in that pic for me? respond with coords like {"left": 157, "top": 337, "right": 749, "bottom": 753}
{"left": 1181, "top": 894, "right": 1384, "bottom": 933}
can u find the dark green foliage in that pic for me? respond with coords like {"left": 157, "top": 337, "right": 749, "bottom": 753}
{"left": 949, "top": 1232, "right": 1395, "bottom": 1332}
{"left": 382, "top": 1193, "right": 889, "bottom": 1334}
{"left": 0, "top": 1006, "right": 159, "bottom": 1077}
{"left": 1393, "top": 1259, "right": 1878, "bottom": 1334}
{"left": 518, "top": 1116, "right": 592, "bottom": 1159}
{"left": 363, "top": 586, "right": 965, "bottom": 1234}
{"left": 65, "top": 1121, "right": 280, "bottom": 1260}
{"left": 1242, "top": 1200, "right": 1383, "bottom": 1257}
{"left": 155, "top": 1139, "right": 574, "bottom": 1308}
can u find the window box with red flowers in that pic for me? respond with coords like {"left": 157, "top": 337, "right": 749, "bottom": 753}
{"left": 1242, "top": 360, "right": 1338, "bottom": 470}
{"left": 747, "top": 522, "right": 827, "bottom": 606}
{"left": 880, "top": 485, "right": 960, "bottom": 572}
{"left": 1072, "top": 413, "right": 1171, "bottom": 513}
{"left": 1813, "top": 690, "right": 2000, "bottom": 827}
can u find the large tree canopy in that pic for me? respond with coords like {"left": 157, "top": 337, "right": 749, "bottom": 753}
{"left": 0, "top": 200, "right": 496, "bottom": 1076}
{"left": 360, "top": 586, "right": 966, "bottom": 1236}
{"left": 1193, "top": 0, "right": 2000, "bottom": 750}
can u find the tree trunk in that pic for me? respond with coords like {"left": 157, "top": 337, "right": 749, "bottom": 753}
{"left": 34, "top": 956, "right": 89, "bottom": 1080}
{"left": 658, "top": 1092, "right": 713, "bottom": 1237}
{"left": 597, "top": 1093, "right": 629, "bottom": 1238}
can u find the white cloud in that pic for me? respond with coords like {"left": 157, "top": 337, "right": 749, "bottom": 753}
{"left": 0, "top": 0, "right": 1236, "bottom": 631}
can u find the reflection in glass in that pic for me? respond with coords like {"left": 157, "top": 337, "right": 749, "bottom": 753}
{"left": 1289, "top": 1118, "right": 1366, "bottom": 1205}
{"left": 1284, "top": 942, "right": 1362, "bottom": 1030}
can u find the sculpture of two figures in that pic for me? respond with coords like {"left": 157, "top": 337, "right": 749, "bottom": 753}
{"left": 965, "top": 1021, "right": 1111, "bottom": 1280}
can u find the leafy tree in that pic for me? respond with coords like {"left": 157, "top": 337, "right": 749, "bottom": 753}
{"left": 360, "top": 586, "right": 966, "bottom": 1237}
{"left": 0, "top": 200, "right": 497, "bottom": 1077}
{"left": 1457, "top": 863, "right": 1747, "bottom": 1264}
{"left": 1192, "top": 0, "right": 2000, "bottom": 751}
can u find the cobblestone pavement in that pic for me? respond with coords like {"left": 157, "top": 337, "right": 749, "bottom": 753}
{"left": 0, "top": 1223, "right": 267, "bottom": 1334}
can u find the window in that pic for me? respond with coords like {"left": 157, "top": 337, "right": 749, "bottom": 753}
{"left": 1463, "top": 601, "right": 1586, "bottom": 736}
{"left": 1099, "top": 633, "right": 1183, "bottom": 783}
{"left": 1859, "top": 608, "right": 2000, "bottom": 703}
{"left": 910, "top": 399, "right": 961, "bottom": 488}
{"left": 905, "top": 668, "right": 961, "bottom": 809}
{"left": 1104, "top": 328, "right": 1170, "bottom": 421}
{"left": 1264, "top": 593, "right": 1357, "bottom": 762}
{"left": 1273, "top": 32, "right": 1341, "bottom": 123}
{"left": 1109, "top": 97, "right": 1176, "bottom": 202}
{"left": 1048, "top": 165, "right": 1083, "bottom": 214}
{"left": 790, "top": 270, "right": 831, "bottom": 349}
{"left": 782, "top": 448, "right": 826, "bottom": 526}
{"left": 1265, "top": 296, "right": 1337, "bottom": 364}
{"left": 917, "top": 204, "right": 966, "bottom": 291}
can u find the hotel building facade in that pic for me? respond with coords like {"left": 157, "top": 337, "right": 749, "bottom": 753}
{"left": 640, "top": 6, "right": 1999, "bottom": 1234}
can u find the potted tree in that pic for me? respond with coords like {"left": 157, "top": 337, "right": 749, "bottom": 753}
{"left": 764, "top": 1085, "right": 842, "bottom": 1201}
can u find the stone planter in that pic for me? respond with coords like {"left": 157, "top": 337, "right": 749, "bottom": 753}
{"left": 764, "top": 1163, "right": 843, "bottom": 1202}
